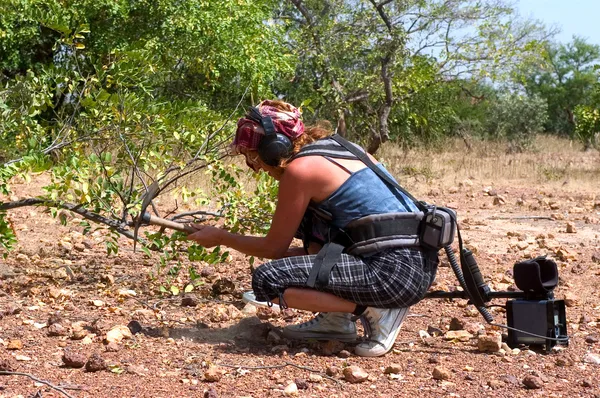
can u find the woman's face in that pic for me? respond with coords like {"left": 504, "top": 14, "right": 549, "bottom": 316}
{"left": 238, "top": 147, "right": 283, "bottom": 180}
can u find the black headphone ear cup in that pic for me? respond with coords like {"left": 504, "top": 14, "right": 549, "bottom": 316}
{"left": 258, "top": 133, "right": 292, "bottom": 166}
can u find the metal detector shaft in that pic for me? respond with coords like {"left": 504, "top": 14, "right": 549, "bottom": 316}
{"left": 139, "top": 212, "right": 198, "bottom": 234}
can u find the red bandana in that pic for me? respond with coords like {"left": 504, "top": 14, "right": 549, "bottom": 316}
{"left": 232, "top": 100, "right": 304, "bottom": 151}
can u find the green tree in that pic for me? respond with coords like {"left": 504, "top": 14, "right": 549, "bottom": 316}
{"left": 0, "top": 0, "right": 290, "bottom": 260}
{"left": 522, "top": 37, "right": 600, "bottom": 136}
{"left": 273, "top": 0, "right": 548, "bottom": 152}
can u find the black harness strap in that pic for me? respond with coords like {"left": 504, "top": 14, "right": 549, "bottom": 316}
{"left": 306, "top": 242, "right": 346, "bottom": 288}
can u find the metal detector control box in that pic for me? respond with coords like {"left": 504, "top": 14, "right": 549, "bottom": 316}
{"left": 506, "top": 299, "right": 567, "bottom": 348}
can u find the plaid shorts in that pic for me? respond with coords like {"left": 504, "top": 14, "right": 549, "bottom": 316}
{"left": 251, "top": 247, "right": 438, "bottom": 308}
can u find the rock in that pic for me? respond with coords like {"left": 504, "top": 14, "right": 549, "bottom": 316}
{"left": 499, "top": 374, "right": 519, "bottom": 385}
{"left": 585, "top": 334, "right": 599, "bottom": 344}
{"left": 200, "top": 266, "right": 215, "bottom": 278}
{"left": 582, "top": 353, "right": 600, "bottom": 365}
{"left": 212, "top": 278, "right": 235, "bottom": 295}
{"left": 204, "top": 387, "right": 218, "bottom": 398}
{"left": 7, "top": 340, "right": 23, "bottom": 350}
{"left": 105, "top": 325, "right": 133, "bottom": 343}
{"left": 449, "top": 317, "right": 465, "bottom": 331}
{"left": 85, "top": 353, "right": 106, "bottom": 372}
{"left": 62, "top": 349, "right": 87, "bottom": 368}
{"left": 325, "top": 366, "right": 340, "bottom": 376}
{"left": 127, "top": 320, "right": 143, "bottom": 335}
{"left": 321, "top": 340, "right": 345, "bottom": 356}
{"left": 493, "top": 195, "right": 506, "bottom": 205}
{"left": 384, "top": 364, "right": 403, "bottom": 374}
{"left": 308, "top": 374, "right": 323, "bottom": 383}
{"left": 563, "top": 293, "right": 579, "bottom": 307}
{"left": 48, "top": 323, "right": 68, "bottom": 337}
{"left": 241, "top": 303, "right": 258, "bottom": 316}
{"left": 432, "top": 366, "right": 451, "bottom": 381}
{"left": 126, "top": 364, "right": 147, "bottom": 376}
{"left": 283, "top": 382, "right": 298, "bottom": 396}
{"left": 427, "top": 325, "right": 443, "bottom": 336}
{"left": 477, "top": 333, "right": 502, "bottom": 352}
{"left": 522, "top": 375, "right": 543, "bottom": 389}
{"left": 582, "top": 380, "right": 594, "bottom": 388}
{"left": 444, "top": 330, "right": 473, "bottom": 341}
{"left": 204, "top": 366, "right": 222, "bottom": 382}
{"left": 181, "top": 294, "right": 199, "bottom": 307}
{"left": 343, "top": 366, "right": 369, "bottom": 383}
{"left": 488, "top": 379, "right": 504, "bottom": 389}
{"left": 566, "top": 222, "right": 577, "bottom": 233}
{"left": 337, "top": 350, "right": 351, "bottom": 358}
{"left": 294, "top": 378, "right": 309, "bottom": 390}
{"left": 105, "top": 342, "right": 120, "bottom": 352}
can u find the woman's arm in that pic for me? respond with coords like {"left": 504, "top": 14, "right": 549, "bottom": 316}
{"left": 188, "top": 158, "right": 317, "bottom": 259}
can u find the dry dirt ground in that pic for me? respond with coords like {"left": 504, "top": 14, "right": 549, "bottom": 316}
{"left": 1, "top": 171, "right": 599, "bottom": 398}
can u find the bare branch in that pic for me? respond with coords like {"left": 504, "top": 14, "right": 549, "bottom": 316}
{"left": 0, "top": 371, "right": 76, "bottom": 398}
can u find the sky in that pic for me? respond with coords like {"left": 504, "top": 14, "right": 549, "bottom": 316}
{"left": 516, "top": 0, "right": 600, "bottom": 45}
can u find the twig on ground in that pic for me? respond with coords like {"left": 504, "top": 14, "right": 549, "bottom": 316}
{"left": 217, "top": 361, "right": 343, "bottom": 385}
{"left": 0, "top": 371, "right": 76, "bottom": 398}
{"left": 487, "top": 215, "right": 554, "bottom": 221}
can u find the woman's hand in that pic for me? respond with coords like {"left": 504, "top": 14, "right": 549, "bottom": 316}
{"left": 186, "top": 224, "right": 225, "bottom": 248}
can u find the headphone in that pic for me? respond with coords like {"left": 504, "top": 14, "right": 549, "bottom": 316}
{"left": 246, "top": 106, "right": 293, "bottom": 167}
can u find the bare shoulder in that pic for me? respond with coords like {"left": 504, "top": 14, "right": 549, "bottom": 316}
{"left": 284, "top": 156, "right": 327, "bottom": 180}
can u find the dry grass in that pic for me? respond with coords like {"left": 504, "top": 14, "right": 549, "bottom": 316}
{"left": 378, "top": 135, "right": 600, "bottom": 195}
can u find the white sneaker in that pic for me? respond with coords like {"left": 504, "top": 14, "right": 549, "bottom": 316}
{"left": 242, "top": 291, "right": 280, "bottom": 311}
{"left": 283, "top": 312, "right": 358, "bottom": 342}
{"left": 354, "top": 307, "right": 409, "bottom": 357}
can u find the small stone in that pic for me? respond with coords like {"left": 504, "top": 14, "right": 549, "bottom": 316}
{"left": 181, "top": 294, "right": 199, "bottom": 307}
{"left": 204, "top": 366, "right": 222, "bottom": 382}
{"left": 522, "top": 375, "right": 543, "bottom": 389}
{"left": 427, "top": 325, "right": 443, "bottom": 336}
{"left": 337, "top": 349, "right": 351, "bottom": 358}
{"left": 432, "top": 366, "right": 451, "bottom": 381}
{"left": 71, "top": 330, "right": 88, "bottom": 340}
{"left": 105, "top": 342, "right": 120, "bottom": 352}
{"left": 294, "top": 378, "right": 309, "bottom": 390}
{"left": 100, "top": 274, "right": 115, "bottom": 285}
{"left": 444, "top": 330, "right": 473, "bottom": 341}
{"left": 127, "top": 320, "right": 143, "bottom": 335}
{"left": 7, "top": 340, "right": 23, "bottom": 350}
{"left": 212, "top": 278, "right": 235, "bottom": 295}
{"left": 477, "top": 333, "right": 502, "bottom": 352}
{"left": 488, "top": 379, "right": 504, "bottom": 389}
{"left": 320, "top": 340, "right": 345, "bottom": 356}
{"left": 582, "top": 353, "right": 600, "bottom": 365}
{"left": 308, "top": 374, "right": 323, "bottom": 383}
{"left": 204, "top": 387, "right": 218, "bottom": 398}
{"left": 200, "top": 266, "right": 215, "bottom": 278}
{"left": 566, "top": 222, "right": 577, "bottom": 233}
{"left": 384, "top": 364, "right": 402, "bottom": 374}
{"left": 449, "top": 317, "right": 465, "bottom": 331}
{"left": 48, "top": 323, "right": 68, "bottom": 337}
{"left": 283, "top": 382, "right": 299, "bottom": 396}
{"left": 582, "top": 379, "right": 594, "bottom": 388}
{"left": 105, "top": 325, "right": 133, "bottom": 343}
{"left": 62, "top": 349, "right": 87, "bottom": 368}
{"left": 343, "top": 366, "right": 369, "bottom": 383}
{"left": 564, "top": 292, "right": 579, "bottom": 307}
{"left": 85, "top": 353, "right": 106, "bottom": 372}
{"left": 585, "top": 334, "right": 599, "bottom": 344}
{"left": 325, "top": 366, "right": 340, "bottom": 376}
{"left": 126, "top": 364, "right": 147, "bottom": 376}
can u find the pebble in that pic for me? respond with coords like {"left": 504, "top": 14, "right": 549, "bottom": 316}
{"left": 343, "top": 366, "right": 369, "bottom": 383}
{"left": 181, "top": 294, "right": 199, "bottom": 307}
{"left": 432, "top": 366, "right": 451, "bottom": 381}
{"left": 582, "top": 353, "right": 600, "bottom": 365}
{"left": 7, "top": 340, "right": 23, "bottom": 350}
{"left": 585, "top": 334, "right": 599, "bottom": 344}
{"left": 523, "top": 375, "right": 543, "bottom": 389}
{"left": 325, "top": 365, "right": 340, "bottom": 376}
{"left": 85, "top": 353, "right": 106, "bottom": 372}
{"left": 48, "top": 323, "right": 68, "bottom": 337}
{"left": 204, "top": 366, "right": 222, "bottom": 382}
{"left": 62, "top": 349, "right": 87, "bottom": 368}
{"left": 477, "top": 333, "right": 502, "bottom": 352}
{"left": 283, "top": 382, "right": 298, "bottom": 396}
{"left": 384, "top": 364, "right": 402, "bottom": 374}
